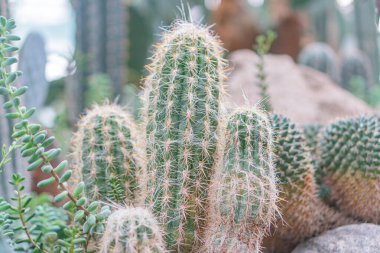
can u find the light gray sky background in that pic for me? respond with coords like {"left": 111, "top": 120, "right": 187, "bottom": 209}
{"left": 11, "top": 0, "right": 74, "bottom": 81}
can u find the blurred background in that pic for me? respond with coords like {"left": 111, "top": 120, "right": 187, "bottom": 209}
{"left": 0, "top": 0, "right": 379, "bottom": 177}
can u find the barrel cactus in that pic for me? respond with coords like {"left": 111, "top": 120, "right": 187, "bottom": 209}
{"left": 100, "top": 207, "right": 165, "bottom": 253}
{"left": 263, "top": 114, "right": 352, "bottom": 253}
{"left": 143, "top": 20, "right": 226, "bottom": 251}
{"left": 298, "top": 42, "right": 339, "bottom": 83}
{"left": 204, "top": 108, "right": 278, "bottom": 252}
{"left": 71, "top": 104, "right": 145, "bottom": 205}
{"left": 320, "top": 116, "right": 380, "bottom": 223}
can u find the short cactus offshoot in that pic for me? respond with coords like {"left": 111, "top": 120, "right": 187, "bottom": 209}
{"left": 100, "top": 207, "right": 166, "bottom": 253}
{"left": 320, "top": 116, "right": 380, "bottom": 223}
{"left": 72, "top": 104, "right": 145, "bottom": 205}
{"left": 204, "top": 108, "right": 278, "bottom": 253}
{"left": 143, "top": 21, "right": 226, "bottom": 251}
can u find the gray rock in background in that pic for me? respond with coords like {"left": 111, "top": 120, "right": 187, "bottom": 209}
{"left": 292, "top": 224, "right": 380, "bottom": 253}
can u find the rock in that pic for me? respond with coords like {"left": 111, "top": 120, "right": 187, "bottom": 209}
{"left": 292, "top": 224, "right": 380, "bottom": 253}
{"left": 226, "top": 50, "right": 372, "bottom": 125}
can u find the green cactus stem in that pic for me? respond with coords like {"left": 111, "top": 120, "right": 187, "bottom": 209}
{"left": 100, "top": 207, "right": 165, "bottom": 253}
{"left": 143, "top": 20, "right": 226, "bottom": 251}
{"left": 204, "top": 108, "right": 278, "bottom": 253}
{"left": 71, "top": 104, "right": 145, "bottom": 205}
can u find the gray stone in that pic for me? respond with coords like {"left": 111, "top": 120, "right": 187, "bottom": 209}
{"left": 292, "top": 224, "right": 380, "bottom": 253}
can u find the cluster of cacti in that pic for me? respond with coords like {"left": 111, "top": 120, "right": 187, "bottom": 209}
{"left": 320, "top": 116, "right": 380, "bottom": 223}
{"left": 100, "top": 207, "right": 165, "bottom": 253}
{"left": 143, "top": 21, "right": 226, "bottom": 251}
{"left": 71, "top": 104, "right": 145, "bottom": 205}
{"left": 2, "top": 12, "right": 380, "bottom": 253}
{"left": 203, "top": 108, "right": 278, "bottom": 252}
{"left": 263, "top": 115, "right": 352, "bottom": 253}
{"left": 298, "top": 42, "right": 339, "bottom": 83}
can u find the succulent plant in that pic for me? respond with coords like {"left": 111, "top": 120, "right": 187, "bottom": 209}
{"left": 71, "top": 104, "right": 145, "bottom": 205}
{"left": 204, "top": 108, "right": 278, "bottom": 253}
{"left": 263, "top": 114, "right": 353, "bottom": 253}
{"left": 298, "top": 42, "right": 339, "bottom": 83}
{"left": 320, "top": 116, "right": 380, "bottom": 223}
{"left": 100, "top": 207, "right": 165, "bottom": 253}
{"left": 143, "top": 20, "right": 226, "bottom": 251}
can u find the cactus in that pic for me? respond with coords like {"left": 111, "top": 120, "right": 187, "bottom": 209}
{"left": 71, "top": 104, "right": 145, "bottom": 205}
{"left": 18, "top": 32, "right": 48, "bottom": 111}
{"left": 263, "top": 114, "right": 353, "bottom": 253}
{"left": 143, "top": 21, "right": 226, "bottom": 251}
{"left": 204, "top": 108, "right": 278, "bottom": 252}
{"left": 320, "top": 116, "right": 380, "bottom": 223}
{"left": 298, "top": 42, "right": 339, "bottom": 83}
{"left": 340, "top": 47, "right": 372, "bottom": 92}
{"left": 100, "top": 207, "right": 165, "bottom": 253}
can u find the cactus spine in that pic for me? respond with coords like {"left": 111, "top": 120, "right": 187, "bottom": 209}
{"left": 263, "top": 115, "right": 353, "bottom": 253}
{"left": 143, "top": 21, "right": 226, "bottom": 251}
{"left": 204, "top": 108, "right": 278, "bottom": 252}
{"left": 320, "top": 116, "right": 380, "bottom": 223}
{"left": 72, "top": 104, "right": 145, "bottom": 205}
{"left": 100, "top": 207, "right": 165, "bottom": 253}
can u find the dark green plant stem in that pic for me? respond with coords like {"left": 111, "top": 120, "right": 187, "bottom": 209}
{"left": 255, "top": 31, "right": 276, "bottom": 112}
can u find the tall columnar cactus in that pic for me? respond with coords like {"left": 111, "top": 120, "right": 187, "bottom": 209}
{"left": 298, "top": 42, "right": 339, "bottom": 83}
{"left": 71, "top": 104, "right": 145, "bottom": 205}
{"left": 100, "top": 207, "right": 165, "bottom": 253}
{"left": 143, "top": 21, "right": 226, "bottom": 251}
{"left": 263, "top": 114, "right": 353, "bottom": 253}
{"left": 320, "top": 116, "right": 380, "bottom": 223}
{"left": 204, "top": 109, "right": 278, "bottom": 252}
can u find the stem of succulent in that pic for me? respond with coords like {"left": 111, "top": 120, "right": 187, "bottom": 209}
{"left": 14, "top": 179, "right": 43, "bottom": 252}
{"left": 255, "top": 31, "right": 276, "bottom": 112}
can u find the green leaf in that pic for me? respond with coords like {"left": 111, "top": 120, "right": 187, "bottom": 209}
{"left": 21, "top": 147, "right": 37, "bottom": 157}
{"left": 54, "top": 160, "right": 68, "bottom": 174}
{"left": 23, "top": 107, "right": 36, "bottom": 119}
{"left": 73, "top": 182, "right": 85, "bottom": 198}
{"left": 12, "top": 130, "right": 26, "bottom": 138}
{"left": 37, "top": 177, "right": 55, "bottom": 188}
{"left": 41, "top": 165, "right": 52, "bottom": 173}
{"left": 6, "top": 35, "right": 21, "bottom": 41}
{"left": 54, "top": 191, "right": 68, "bottom": 203}
{"left": 3, "top": 100, "right": 13, "bottom": 109}
{"left": 6, "top": 72, "right": 17, "bottom": 84}
{"left": 2, "top": 57, "right": 17, "bottom": 67}
{"left": 41, "top": 136, "right": 55, "bottom": 148}
{"left": 13, "top": 86, "right": 27, "bottom": 96}
{"left": 5, "top": 112, "right": 19, "bottom": 119}
{"left": 59, "top": 170, "right": 72, "bottom": 183}
{"left": 76, "top": 197, "right": 87, "bottom": 207}
{"left": 0, "top": 87, "right": 8, "bottom": 95}
{"left": 26, "top": 158, "right": 43, "bottom": 171}
{"left": 28, "top": 124, "right": 41, "bottom": 134}
{"left": 63, "top": 201, "right": 74, "bottom": 210}
{"left": 45, "top": 149, "right": 61, "bottom": 161}
{"left": 74, "top": 210, "right": 85, "bottom": 222}
{"left": 88, "top": 201, "right": 99, "bottom": 213}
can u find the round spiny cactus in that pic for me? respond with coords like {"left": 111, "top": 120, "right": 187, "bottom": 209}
{"left": 143, "top": 20, "right": 226, "bottom": 251}
{"left": 263, "top": 115, "right": 353, "bottom": 253}
{"left": 298, "top": 42, "right": 339, "bottom": 83}
{"left": 71, "top": 104, "right": 145, "bottom": 205}
{"left": 100, "top": 207, "right": 165, "bottom": 253}
{"left": 320, "top": 116, "right": 380, "bottom": 223}
{"left": 204, "top": 108, "right": 278, "bottom": 253}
